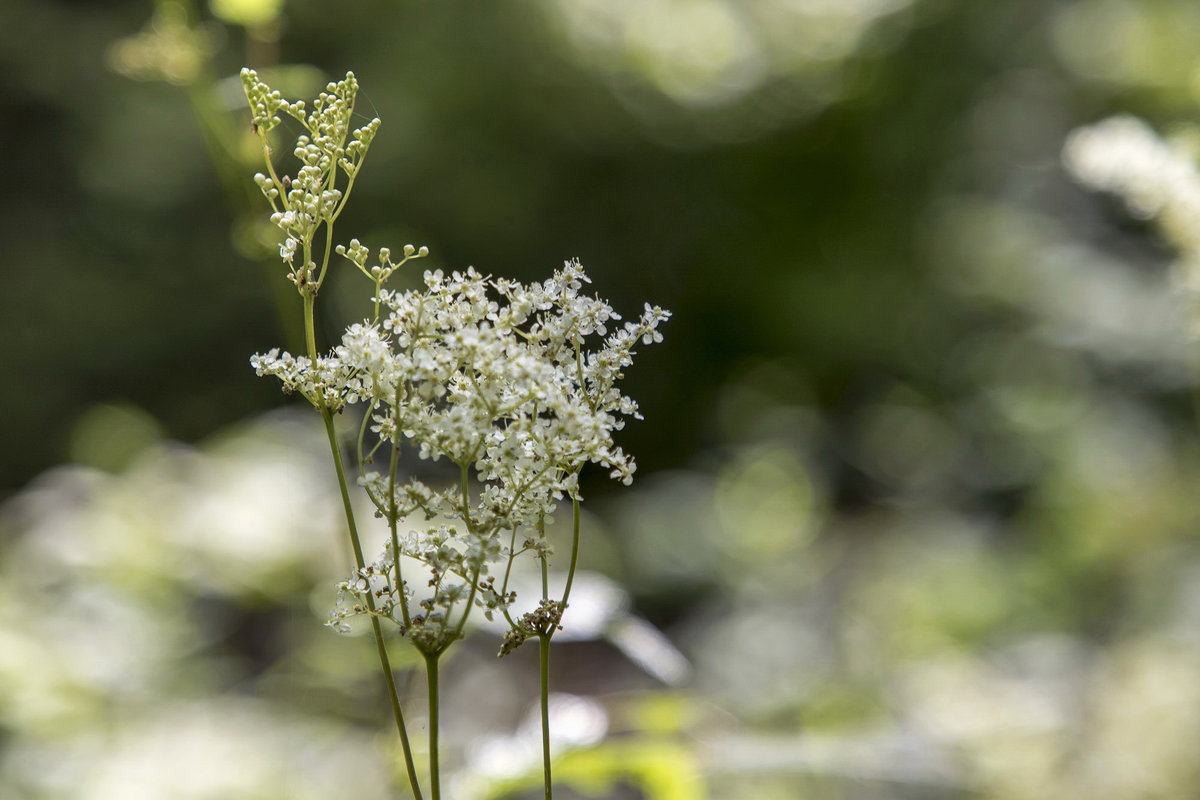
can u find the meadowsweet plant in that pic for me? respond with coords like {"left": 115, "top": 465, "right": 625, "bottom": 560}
{"left": 240, "top": 68, "right": 668, "bottom": 800}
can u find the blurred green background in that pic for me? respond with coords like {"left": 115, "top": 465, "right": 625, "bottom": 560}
{"left": 5, "top": 0, "right": 1200, "bottom": 797}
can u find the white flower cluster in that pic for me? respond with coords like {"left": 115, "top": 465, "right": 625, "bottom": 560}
{"left": 242, "top": 68, "right": 668, "bottom": 655}
{"left": 254, "top": 260, "right": 669, "bottom": 649}
{"left": 1064, "top": 116, "right": 1200, "bottom": 316}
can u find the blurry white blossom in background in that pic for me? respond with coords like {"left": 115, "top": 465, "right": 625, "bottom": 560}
{"left": 1064, "top": 114, "right": 1200, "bottom": 333}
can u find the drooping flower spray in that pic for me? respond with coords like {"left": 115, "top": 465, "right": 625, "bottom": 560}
{"left": 241, "top": 69, "right": 668, "bottom": 799}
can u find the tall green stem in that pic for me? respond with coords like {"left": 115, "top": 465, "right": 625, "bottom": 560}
{"left": 303, "top": 293, "right": 319, "bottom": 365}
{"left": 306, "top": 299, "right": 424, "bottom": 800}
{"left": 424, "top": 653, "right": 442, "bottom": 800}
{"left": 537, "top": 494, "right": 581, "bottom": 800}
{"left": 539, "top": 633, "right": 553, "bottom": 800}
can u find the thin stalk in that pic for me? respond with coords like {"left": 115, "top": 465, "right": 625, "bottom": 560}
{"left": 306, "top": 302, "right": 424, "bottom": 800}
{"left": 452, "top": 568, "right": 481, "bottom": 640}
{"left": 560, "top": 496, "right": 582, "bottom": 610}
{"left": 388, "top": 430, "right": 412, "bottom": 629}
{"left": 497, "top": 527, "right": 521, "bottom": 628}
{"left": 538, "top": 633, "right": 553, "bottom": 800}
{"left": 303, "top": 293, "right": 319, "bottom": 363}
{"left": 319, "top": 408, "right": 423, "bottom": 800}
{"left": 316, "top": 213, "right": 337, "bottom": 286}
{"left": 424, "top": 652, "right": 443, "bottom": 800}
{"left": 314, "top": 159, "right": 339, "bottom": 287}
{"left": 450, "top": 463, "right": 481, "bottom": 639}
{"left": 537, "top": 492, "right": 581, "bottom": 800}
{"left": 538, "top": 513, "right": 549, "bottom": 601}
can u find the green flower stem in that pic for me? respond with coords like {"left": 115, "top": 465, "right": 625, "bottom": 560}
{"left": 388, "top": 434, "right": 412, "bottom": 629}
{"left": 306, "top": 304, "right": 424, "bottom": 800}
{"left": 452, "top": 465, "right": 481, "bottom": 638}
{"left": 560, "top": 496, "right": 581, "bottom": 610}
{"left": 320, "top": 407, "right": 424, "bottom": 800}
{"left": 538, "top": 494, "right": 581, "bottom": 800}
{"left": 424, "top": 652, "right": 443, "bottom": 800}
{"left": 538, "top": 632, "right": 553, "bottom": 800}
{"left": 255, "top": 133, "right": 288, "bottom": 212}
{"left": 303, "top": 293, "right": 319, "bottom": 364}
{"left": 538, "top": 513, "right": 550, "bottom": 601}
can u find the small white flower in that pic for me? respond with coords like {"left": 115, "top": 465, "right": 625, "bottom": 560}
{"left": 279, "top": 237, "right": 298, "bottom": 261}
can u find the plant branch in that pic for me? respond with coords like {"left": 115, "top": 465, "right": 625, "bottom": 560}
{"left": 539, "top": 632, "right": 554, "bottom": 800}
{"left": 307, "top": 299, "right": 424, "bottom": 800}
